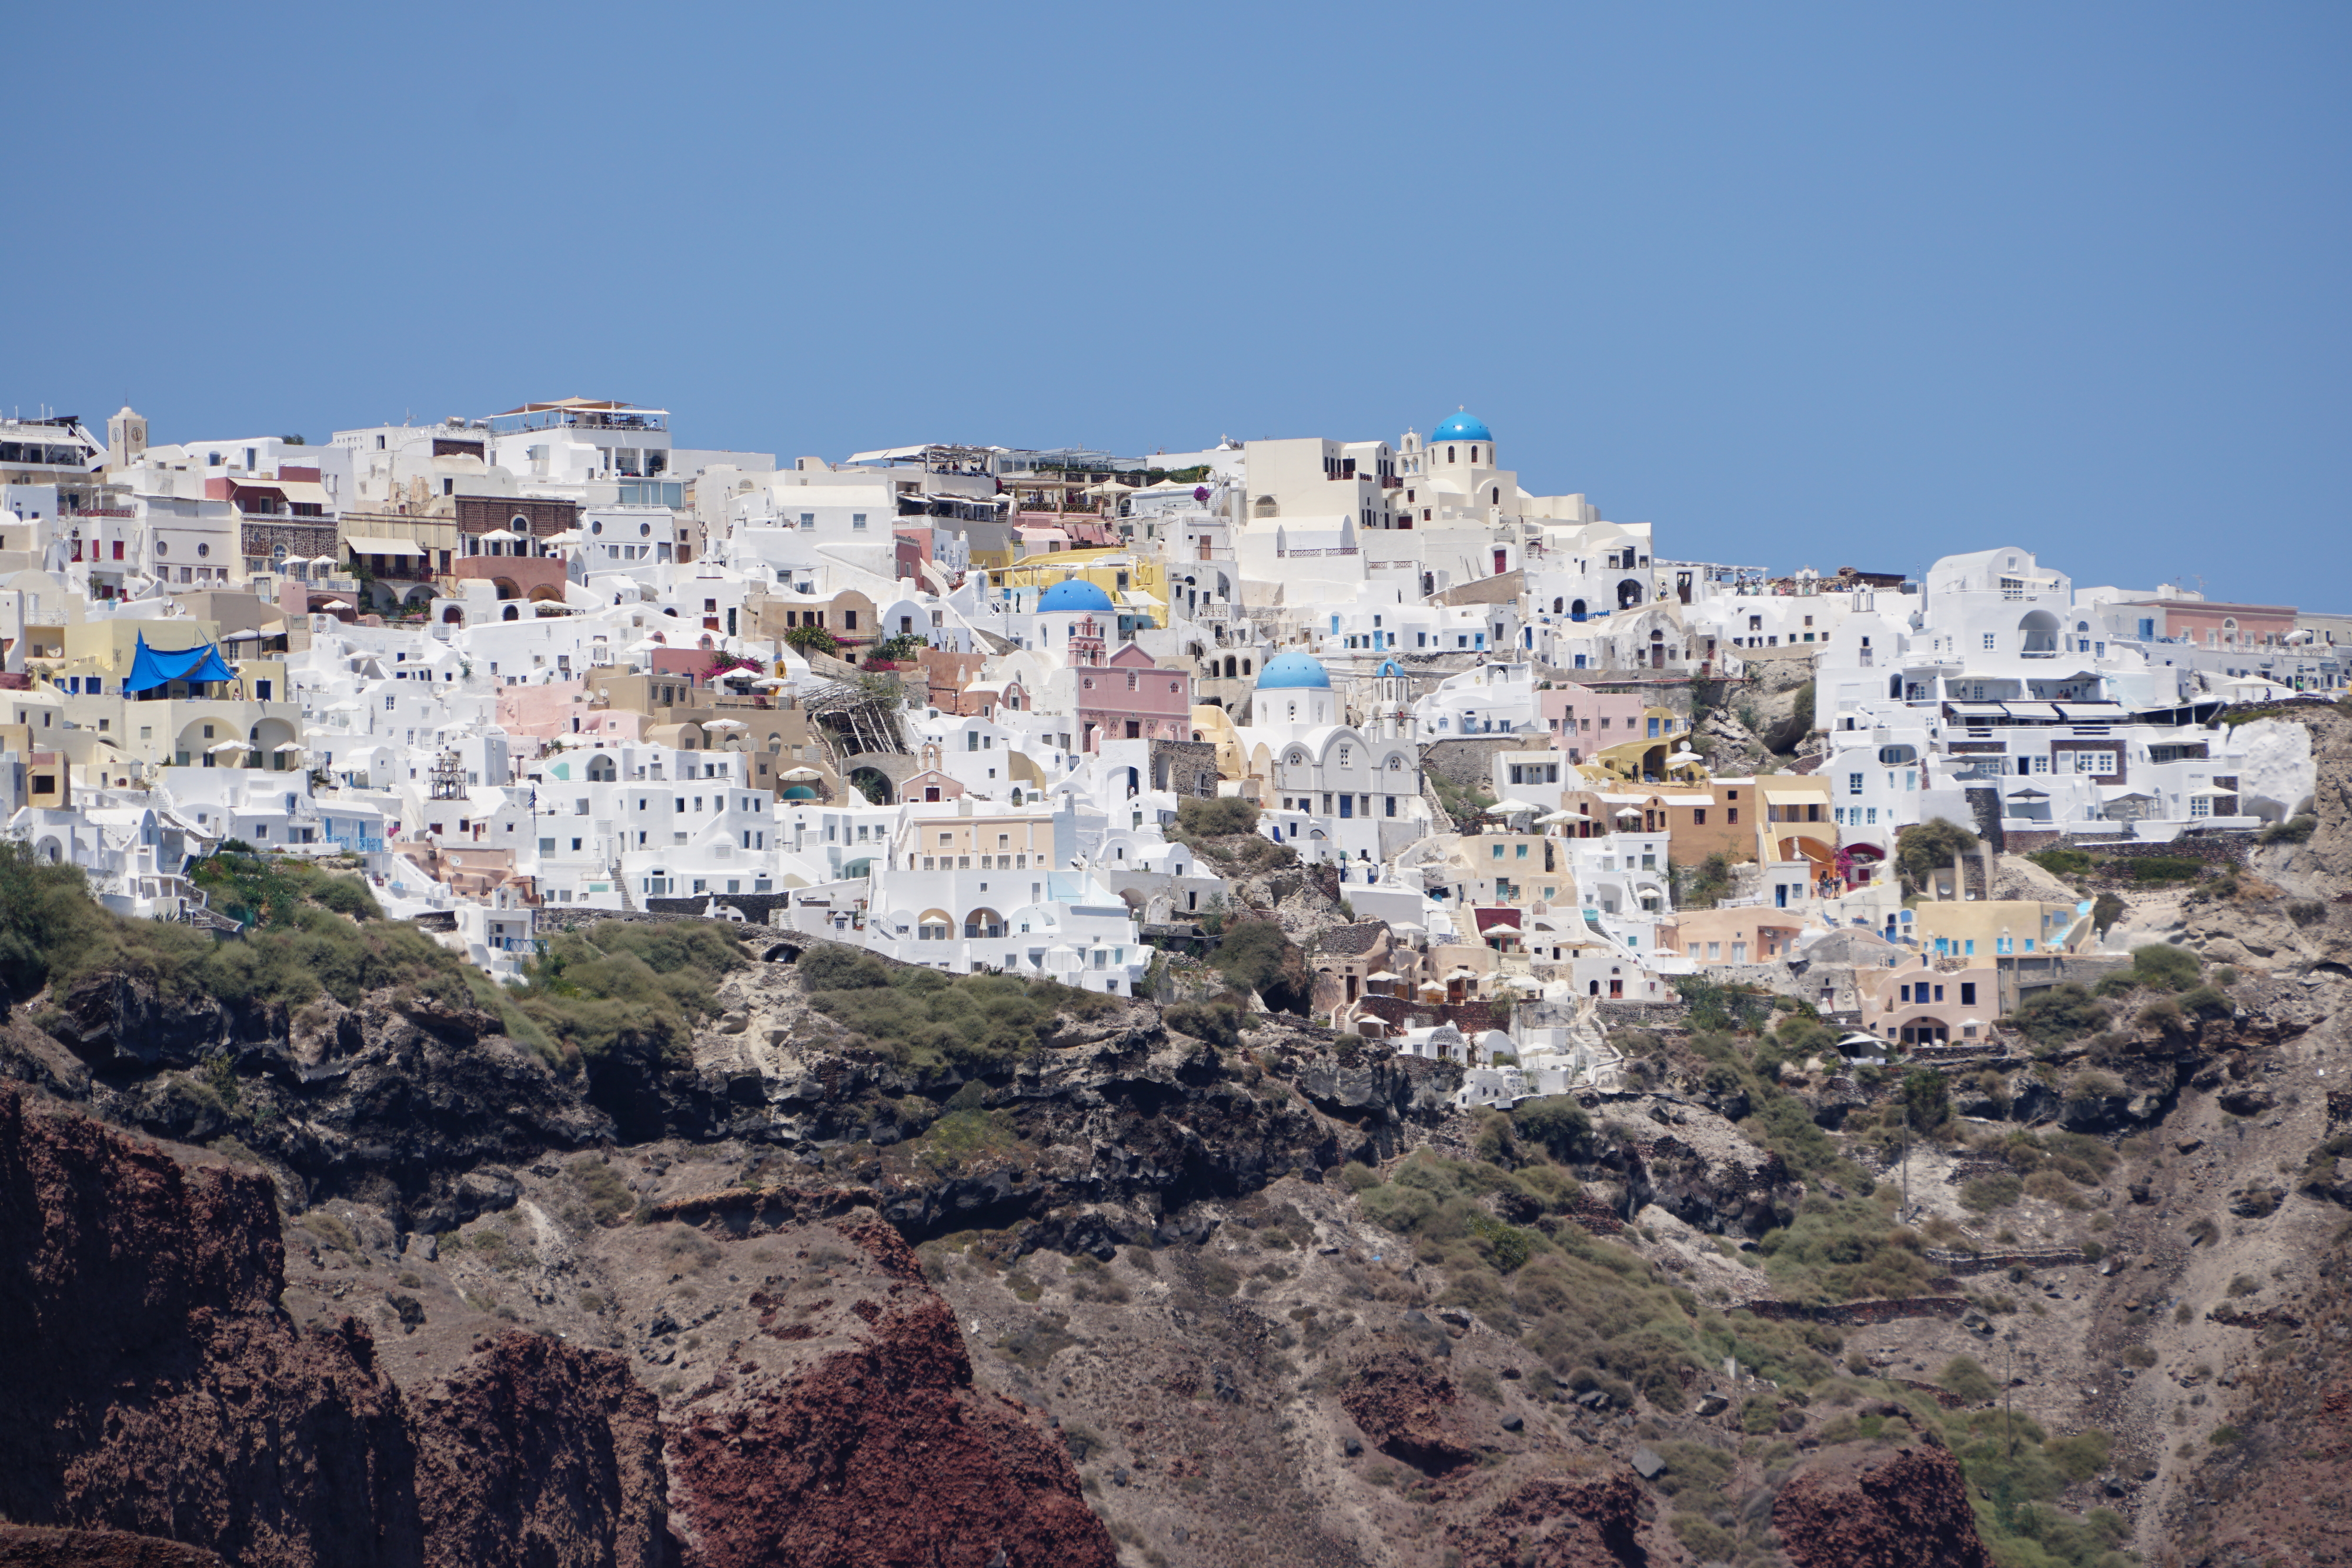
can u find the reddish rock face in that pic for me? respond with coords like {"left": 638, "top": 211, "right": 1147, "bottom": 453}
{"left": 0, "top": 1091, "right": 664, "bottom": 1568}
{"left": 1338, "top": 1348, "right": 1477, "bottom": 1473}
{"left": 0, "top": 1526, "right": 227, "bottom": 1568}
{"left": 411, "top": 1335, "right": 668, "bottom": 1568}
{"left": 664, "top": 1218, "right": 1116, "bottom": 1568}
{"left": 1444, "top": 1470, "right": 1649, "bottom": 1568}
{"left": 1771, "top": 1440, "right": 1995, "bottom": 1568}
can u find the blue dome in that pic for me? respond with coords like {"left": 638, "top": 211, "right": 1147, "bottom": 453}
{"left": 1377, "top": 659, "right": 1405, "bottom": 677}
{"left": 1037, "top": 577, "right": 1114, "bottom": 613}
{"left": 1257, "top": 652, "right": 1332, "bottom": 690}
{"left": 1432, "top": 411, "right": 1493, "bottom": 443}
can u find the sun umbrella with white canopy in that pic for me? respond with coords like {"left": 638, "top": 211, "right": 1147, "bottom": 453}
{"left": 207, "top": 741, "right": 249, "bottom": 755}
{"left": 703, "top": 718, "right": 747, "bottom": 731}
{"left": 780, "top": 767, "right": 824, "bottom": 781}
{"left": 272, "top": 742, "right": 306, "bottom": 755}
{"left": 1536, "top": 809, "right": 1576, "bottom": 824}
{"left": 318, "top": 599, "right": 353, "bottom": 610}
{"left": 1613, "top": 807, "right": 1645, "bottom": 821}
{"left": 475, "top": 528, "right": 520, "bottom": 543}
{"left": 1364, "top": 969, "right": 1401, "bottom": 982}
{"left": 1484, "top": 798, "right": 1541, "bottom": 815}
{"left": 752, "top": 676, "right": 789, "bottom": 688}
{"left": 1666, "top": 748, "right": 1704, "bottom": 769}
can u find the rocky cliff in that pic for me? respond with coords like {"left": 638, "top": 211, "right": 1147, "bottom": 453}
{"left": 0, "top": 1086, "right": 660, "bottom": 1568}
{"left": 1771, "top": 1440, "right": 1993, "bottom": 1568}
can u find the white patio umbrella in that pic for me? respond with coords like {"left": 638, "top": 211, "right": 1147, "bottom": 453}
{"left": 1364, "top": 969, "right": 1401, "bottom": 982}
{"left": 780, "top": 767, "right": 823, "bottom": 781}
{"left": 1536, "top": 809, "right": 1576, "bottom": 824}
{"left": 1485, "top": 922, "right": 1522, "bottom": 935}
{"left": 1666, "top": 748, "right": 1703, "bottom": 768}
{"left": 207, "top": 740, "right": 248, "bottom": 755}
{"left": 752, "top": 676, "right": 789, "bottom": 688}
{"left": 318, "top": 599, "right": 353, "bottom": 610}
{"left": 703, "top": 718, "right": 747, "bottom": 730}
{"left": 1613, "top": 807, "right": 1644, "bottom": 820}
{"left": 272, "top": 742, "right": 306, "bottom": 754}
{"left": 1484, "top": 798, "right": 1540, "bottom": 814}
{"left": 475, "top": 528, "right": 520, "bottom": 543}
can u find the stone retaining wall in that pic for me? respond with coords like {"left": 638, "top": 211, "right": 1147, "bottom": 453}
{"left": 1738, "top": 1296, "right": 1969, "bottom": 1326}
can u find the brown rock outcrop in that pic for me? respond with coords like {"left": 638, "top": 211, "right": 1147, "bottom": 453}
{"left": 0, "top": 1090, "right": 664, "bottom": 1568}
{"left": 1444, "top": 1469, "right": 1648, "bottom": 1568}
{"left": 1338, "top": 1348, "right": 1477, "bottom": 1473}
{"left": 1770, "top": 1440, "right": 1994, "bottom": 1568}
{"left": 0, "top": 1527, "right": 226, "bottom": 1568}
{"left": 664, "top": 1216, "right": 1115, "bottom": 1568}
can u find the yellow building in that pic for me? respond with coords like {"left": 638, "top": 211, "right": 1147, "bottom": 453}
{"left": 1912, "top": 899, "right": 2093, "bottom": 960}
{"left": 1587, "top": 706, "right": 1696, "bottom": 783}
{"left": 1755, "top": 776, "right": 1837, "bottom": 871}
{"left": 993, "top": 550, "right": 1168, "bottom": 626}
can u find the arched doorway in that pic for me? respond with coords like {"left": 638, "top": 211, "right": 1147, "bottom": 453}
{"left": 849, "top": 767, "right": 893, "bottom": 805}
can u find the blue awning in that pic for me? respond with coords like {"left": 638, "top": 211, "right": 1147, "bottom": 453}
{"left": 125, "top": 634, "right": 235, "bottom": 693}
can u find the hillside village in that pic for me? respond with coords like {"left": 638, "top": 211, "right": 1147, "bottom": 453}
{"left": 2, "top": 402, "right": 2337, "bottom": 1075}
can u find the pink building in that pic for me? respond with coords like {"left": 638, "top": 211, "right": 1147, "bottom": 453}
{"left": 2123, "top": 599, "right": 2298, "bottom": 651}
{"left": 1079, "top": 640, "right": 1193, "bottom": 749}
{"left": 495, "top": 678, "right": 588, "bottom": 739}
{"left": 1539, "top": 683, "right": 1645, "bottom": 763}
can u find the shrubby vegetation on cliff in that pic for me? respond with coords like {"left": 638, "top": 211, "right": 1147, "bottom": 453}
{"left": 0, "top": 841, "right": 465, "bottom": 1014}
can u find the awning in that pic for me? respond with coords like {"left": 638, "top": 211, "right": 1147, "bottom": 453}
{"left": 1761, "top": 788, "right": 1820, "bottom": 805}
{"left": 2054, "top": 701, "right": 2126, "bottom": 719}
{"left": 343, "top": 536, "right": 427, "bottom": 555}
{"left": 2000, "top": 701, "right": 2062, "bottom": 721}
{"left": 124, "top": 634, "right": 235, "bottom": 693}
{"left": 259, "top": 479, "right": 332, "bottom": 506}
{"left": 846, "top": 445, "right": 932, "bottom": 464}
{"left": 1947, "top": 703, "right": 2006, "bottom": 719}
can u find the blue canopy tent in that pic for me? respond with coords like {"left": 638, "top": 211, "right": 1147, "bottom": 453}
{"left": 125, "top": 634, "right": 235, "bottom": 695}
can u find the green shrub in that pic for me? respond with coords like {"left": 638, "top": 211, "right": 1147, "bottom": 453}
{"left": 1938, "top": 1355, "right": 1999, "bottom": 1403}
{"left": 1174, "top": 795, "right": 1261, "bottom": 837}
{"left": 2126, "top": 856, "right": 2206, "bottom": 884}
{"left": 2177, "top": 985, "right": 2231, "bottom": 1019}
{"left": 1669, "top": 1513, "right": 1736, "bottom": 1560}
{"left": 2028, "top": 848, "right": 2094, "bottom": 877}
{"left": 1511, "top": 1096, "right": 1593, "bottom": 1162}
{"left": 1895, "top": 818, "right": 1979, "bottom": 892}
{"left": 1903, "top": 1069, "right": 1952, "bottom": 1134}
{"left": 517, "top": 921, "right": 751, "bottom": 1063}
{"left": 792, "top": 952, "right": 1114, "bottom": 1070}
{"left": 1961, "top": 1174, "right": 2024, "bottom": 1213}
{"left": 2288, "top": 900, "right": 2328, "bottom": 927}
{"left": 2258, "top": 814, "right": 2315, "bottom": 845}
{"left": 0, "top": 841, "right": 502, "bottom": 1019}
{"left": 2007, "top": 985, "right": 2108, "bottom": 1049}
{"left": 1165, "top": 1001, "right": 1243, "bottom": 1049}
{"left": 796, "top": 944, "right": 892, "bottom": 989}
{"left": 571, "top": 1158, "right": 636, "bottom": 1226}
{"left": 2130, "top": 944, "right": 2200, "bottom": 992}
{"left": 1757, "top": 1193, "right": 1936, "bottom": 1301}
{"left": 1211, "top": 919, "right": 1309, "bottom": 1012}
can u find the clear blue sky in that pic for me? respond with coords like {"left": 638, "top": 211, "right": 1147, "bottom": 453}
{"left": 12, "top": 2, "right": 2346, "bottom": 605}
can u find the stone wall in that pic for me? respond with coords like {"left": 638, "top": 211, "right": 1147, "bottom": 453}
{"left": 1148, "top": 740, "right": 1220, "bottom": 798}
{"left": 1740, "top": 1296, "right": 1969, "bottom": 1326}
{"left": 1419, "top": 735, "right": 1541, "bottom": 790}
